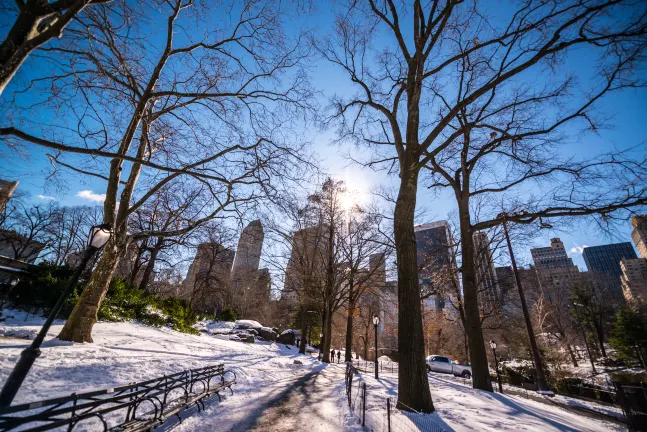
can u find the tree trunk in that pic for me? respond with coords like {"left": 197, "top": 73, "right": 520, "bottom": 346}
{"left": 321, "top": 307, "right": 332, "bottom": 362}
{"left": 593, "top": 318, "right": 607, "bottom": 358}
{"left": 58, "top": 237, "right": 121, "bottom": 342}
{"left": 299, "top": 304, "right": 307, "bottom": 354}
{"left": 138, "top": 237, "right": 163, "bottom": 291}
{"left": 345, "top": 283, "right": 354, "bottom": 362}
{"left": 566, "top": 343, "right": 578, "bottom": 367}
{"left": 394, "top": 168, "right": 434, "bottom": 413}
{"left": 458, "top": 204, "right": 493, "bottom": 392}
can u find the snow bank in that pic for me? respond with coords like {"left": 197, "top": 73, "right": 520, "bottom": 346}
{"left": 234, "top": 320, "right": 263, "bottom": 330}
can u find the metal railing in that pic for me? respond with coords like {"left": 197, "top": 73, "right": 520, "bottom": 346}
{"left": 351, "top": 360, "right": 399, "bottom": 375}
{"left": 345, "top": 363, "right": 446, "bottom": 432}
{"left": 0, "top": 363, "right": 235, "bottom": 431}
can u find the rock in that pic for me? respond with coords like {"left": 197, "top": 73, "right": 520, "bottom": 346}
{"left": 258, "top": 327, "right": 277, "bottom": 341}
{"left": 234, "top": 320, "right": 264, "bottom": 330}
{"left": 276, "top": 331, "right": 296, "bottom": 345}
{"left": 272, "top": 327, "right": 279, "bottom": 334}
{"left": 293, "top": 359, "right": 303, "bottom": 365}
{"left": 244, "top": 334, "right": 255, "bottom": 343}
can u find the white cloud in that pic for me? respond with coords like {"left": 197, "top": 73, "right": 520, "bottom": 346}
{"left": 570, "top": 245, "right": 588, "bottom": 255}
{"left": 37, "top": 194, "right": 56, "bottom": 200}
{"left": 76, "top": 190, "right": 106, "bottom": 203}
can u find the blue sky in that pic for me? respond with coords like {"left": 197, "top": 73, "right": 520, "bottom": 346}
{"left": 1, "top": 1, "right": 645, "bottom": 271}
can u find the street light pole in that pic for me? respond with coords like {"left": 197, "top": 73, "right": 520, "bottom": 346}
{"left": 373, "top": 315, "right": 380, "bottom": 379}
{"left": 0, "top": 224, "right": 112, "bottom": 407}
{"left": 499, "top": 216, "right": 550, "bottom": 392}
{"left": 490, "top": 340, "right": 504, "bottom": 394}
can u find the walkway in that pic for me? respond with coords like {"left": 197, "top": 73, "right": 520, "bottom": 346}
{"left": 171, "top": 363, "right": 352, "bottom": 432}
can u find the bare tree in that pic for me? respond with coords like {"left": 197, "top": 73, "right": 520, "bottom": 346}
{"left": 0, "top": 0, "right": 111, "bottom": 96}
{"left": 320, "top": 0, "right": 647, "bottom": 401}
{"left": 342, "top": 203, "right": 391, "bottom": 362}
{"left": 0, "top": 0, "right": 313, "bottom": 342}
{"left": 0, "top": 201, "right": 55, "bottom": 262}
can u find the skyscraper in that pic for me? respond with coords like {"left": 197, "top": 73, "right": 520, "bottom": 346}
{"left": 415, "top": 221, "right": 457, "bottom": 311}
{"left": 473, "top": 231, "right": 500, "bottom": 312}
{"left": 632, "top": 215, "right": 647, "bottom": 259}
{"left": 282, "top": 224, "right": 329, "bottom": 302}
{"left": 530, "top": 238, "right": 580, "bottom": 303}
{"left": 583, "top": 242, "right": 637, "bottom": 303}
{"left": 182, "top": 242, "right": 235, "bottom": 314}
{"left": 230, "top": 220, "right": 264, "bottom": 297}
{"left": 0, "top": 179, "right": 18, "bottom": 213}
{"left": 620, "top": 258, "right": 647, "bottom": 305}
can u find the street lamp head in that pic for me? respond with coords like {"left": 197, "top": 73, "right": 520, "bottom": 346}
{"left": 88, "top": 224, "right": 113, "bottom": 249}
{"left": 373, "top": 315, "right": 380, "bottom": 326}
{"left": 489, "top": 340, "right": 497, "bottom": 350}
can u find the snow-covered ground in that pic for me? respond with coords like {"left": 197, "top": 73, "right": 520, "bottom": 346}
{"left": 352, "top": 370, "right": 624, "bottom": 432}
{"left": 1, "top": 310, "right": 626, "bottom": 432}
{"left": 0, "top": 310, "right": 352, "bottom": 431}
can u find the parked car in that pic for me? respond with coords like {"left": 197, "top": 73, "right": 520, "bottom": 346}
{"left": 426, "top": 355, "right": 472, "bottom": 379}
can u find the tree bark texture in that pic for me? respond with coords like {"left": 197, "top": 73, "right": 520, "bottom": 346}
{"left": 394, "top": 168, "right": 434, "bottom": 413}
{"left": 344, "top": 279, "right": 354, "bottom": 362}
{"left": 57, "top": 237, "right": 121, "bottom": 342}
{"left": 138, "top": 237, "right": 163, "bottom": 291}
{"left": 458, "top": 205, "right": 493, "bottom": 392}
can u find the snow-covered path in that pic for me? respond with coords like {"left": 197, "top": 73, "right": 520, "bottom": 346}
{"left": 175, "top": 364, "right": 352, "bottom": 432}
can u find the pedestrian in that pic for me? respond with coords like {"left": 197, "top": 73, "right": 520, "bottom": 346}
{"left": 331, "top": 349, "right": 335, "bottom": 361}
{"left": 337, "top": 350, "right": 341, "bottom": 363}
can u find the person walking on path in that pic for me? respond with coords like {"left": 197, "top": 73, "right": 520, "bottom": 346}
{"left": 337, "top": 351, "right": 341, "bottom": 363}
{"left": 330, "top": 349, "right": 335, "bottom": 362}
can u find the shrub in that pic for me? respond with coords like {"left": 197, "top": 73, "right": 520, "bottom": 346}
{"left": 6, "top": 262, "right": 82, "bottom": 317}
{"left": 218, "top": 308, "right": 237, "bottom": 322}
{"left": 6, "top": 266, "right": 204, "bottom": 336}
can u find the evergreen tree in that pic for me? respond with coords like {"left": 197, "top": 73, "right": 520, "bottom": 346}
{"left": 610, "top": 309, "right": 647, "bottom": 368}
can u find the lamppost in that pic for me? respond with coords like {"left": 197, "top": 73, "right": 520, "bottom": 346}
{"left": 489, "top": 340, "right": 503, "bottom": 394}
{"left": 572, "top": 302, "right": 596, "bottom": 374}
{"left": 0, "top": 224, "right": 112, "bottom": 407}
{"left": 497, "top": 212, "right": 550, "bottom": 393}
{"left": 373, "top": 314, "right": 380, "bottom": 379}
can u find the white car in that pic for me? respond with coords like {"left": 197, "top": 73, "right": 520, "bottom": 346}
{"left": 426, "top": 355, "right": 472, "bottom": 379}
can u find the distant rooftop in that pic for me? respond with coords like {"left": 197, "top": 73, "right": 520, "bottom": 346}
{"left": 414, "top": 220, "right": 449, "bottom": 232}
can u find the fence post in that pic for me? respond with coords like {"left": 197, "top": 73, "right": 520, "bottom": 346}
{"left": 387, "top": 397, "right": 391, "bottom": 432}
{"left": 362, "top": 383, "right": 366, "bottom": 427}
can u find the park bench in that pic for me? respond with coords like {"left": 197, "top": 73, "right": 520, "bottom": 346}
{"left": 0, "top": 363, "right": 236, "bottom": 432}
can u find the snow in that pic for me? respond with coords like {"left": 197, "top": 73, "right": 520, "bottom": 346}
{"left": 0, "top": 308, "right": 626, "bottom": 432}
{"left": 233, "top": 319, "right": 263, "bottom": 330}
{"left": 0, "top": 308, "right": 349, "bottom": 431}
{"left": 351, "top": 369, "right": 624, "bottom": 432}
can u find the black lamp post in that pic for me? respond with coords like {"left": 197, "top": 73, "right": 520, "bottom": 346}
{"left": 373, "top": 314, "right": 380, "bottom": 379}
{"left": 0, "top": 224, "right": 112, "bottom": 407}
{"left": 490, "top": 340, "right": 503, "bottom": 394}
{"left": 498, "top": 212, "right": 550, "bottom": 393}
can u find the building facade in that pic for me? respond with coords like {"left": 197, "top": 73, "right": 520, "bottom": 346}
{"left": 182, "top": 242, "right": 235, "bottom": 314}
{"left": 473, "top": 231, "right": 500, "bottom": 313}
{"left": 620, "top": 258, "right": 647, "bottom": 305}
{"left": 414, "top": 221, "right": 457, "bottom": 312}
{"left": 230, "top": 220, "right": 267, "bottom": 308}
{"left": 583, "top": 242, "right": 637, "bottom": 304}
{"left": 631, "top": 215, "right": 647, "bottom": 259}
{"left": 282, "top": 225, "right": 329, "bottom": 303}
{"left": 0, "top": 179, "right": 18, "bottom": 213}
{"left": 530, "top": 238, "right": 580, "bottom": 304}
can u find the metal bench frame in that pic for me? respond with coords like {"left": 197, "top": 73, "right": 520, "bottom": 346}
{"left": 0, "top": 363, "right": 236, "bottom": 431}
